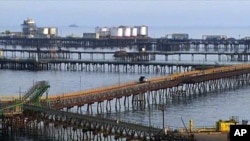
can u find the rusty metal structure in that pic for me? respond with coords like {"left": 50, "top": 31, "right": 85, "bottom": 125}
{"left": 22, "top": 105, "right": 164, "bottom": 141}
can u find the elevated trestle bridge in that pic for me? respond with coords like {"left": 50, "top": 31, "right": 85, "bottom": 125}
{"left": 1, "top": 64, "right": 250, "bottom": 140}
{"left": 43, "top": 64, "right": 250, "bottom": 113}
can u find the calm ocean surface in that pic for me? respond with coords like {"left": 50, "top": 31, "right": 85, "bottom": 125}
{"left": 1, "top": 26, "right": 250, "bottom": 140}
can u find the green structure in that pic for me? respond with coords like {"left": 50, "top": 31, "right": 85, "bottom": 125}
{"left": 0, "top": 81, "right": 50, "bottom": 116}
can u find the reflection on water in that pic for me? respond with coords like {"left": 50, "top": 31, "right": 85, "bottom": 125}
{"left": 0, "top": 136, "right": 54, "bottom": 141}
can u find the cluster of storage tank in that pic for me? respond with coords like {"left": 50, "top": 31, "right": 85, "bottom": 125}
{"left": 95, "top": 25, "right": 148, "bottom": 38}
{"left": 37, "top": 27, "right": 57, "bottom": 38}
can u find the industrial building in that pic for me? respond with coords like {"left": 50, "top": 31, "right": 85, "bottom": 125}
{"left": 202, "top": 35, "right": 227, "bottom": 40}
{"left": 22, "top": 19, "right": 58, "bottom": 38}
{"left": 165, "top": 33, "right": 189, "bottom": 40}
{"left": 22, "top": 19, "right": 37, "bottom": 37}
{"left": 83, "top": 33, "right": 100, "bottom": 39}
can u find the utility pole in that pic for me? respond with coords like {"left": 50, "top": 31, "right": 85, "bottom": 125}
{"left": 149, "top": 97, "right": 151, "bottom": 128}
{"left": 19, "top": 87, "right": 21, "bottom": 101}
{"left": 80, "top": 75, "right": 82, "bottom": 90}
{"left": 158, "top": 103, "right": 166, "bottom": 130}
{"left": 118, "top": 65, "right": 120, "bottom": 86}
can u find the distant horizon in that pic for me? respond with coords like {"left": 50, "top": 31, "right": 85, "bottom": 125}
{"left": 1, "top": 0, "right": 250, "bottom": 27}
{"left": 2, "top": 20, "right": 250, "bottom": 28}
{"left": 2, "top": 0, "right": 250, "bottom": 39}
{"left": 2, "top": 23, "right": 250, "bottom": 27}
{"left": 1, "top": 25, "right": 250, "bottom": 39}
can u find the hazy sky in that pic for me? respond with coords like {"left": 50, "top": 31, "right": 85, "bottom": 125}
{"left": 1, "top": 0, "right": 250, "bottom": 27}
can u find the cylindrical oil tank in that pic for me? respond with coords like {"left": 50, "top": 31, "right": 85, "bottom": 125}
{"left": 100, "top": 27, "right": 108, "bottom": 32}
{"left": 139, "top": 25, "right": 148, "bottom": 37}
{"left": 43, "top": 28, "right": 49, "bottom": 34}
{"left": 123, "top": 26, "right": 131, "bottom": 37}
{"left": 135, "top": 26, "right": 140, "bottom": 35}
{"left": 131, "top": 27, "right": 138, "bottom": 37}
{"left": 99, "top": 31, "right": 108, "bottom": 37}
{"left": 110, "top": 27, "right": 118, "bottom": 37}
{"left": 49, "top": 27, "right": 57, "bottom": 35}
{"left": 38, "top": 27, "right": 49, "bottom": 34}
{"left": 97, "top": 27, "right": 110, "bottom": 37}
{"left": 117, "top": 27, "right": 123, "bottom": 37}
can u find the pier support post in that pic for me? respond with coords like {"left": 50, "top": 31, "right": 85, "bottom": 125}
{"left": 218, "top": 54, "right": 221, "bottom": 61}
{"left": 106, "top": 100, "right": 112, "bottom": 113}
{"left": 115, "top": 98, "right": 121, "bottom": 112}
{"left": 124, "top": 96, "right": 130, "bottom": 111}
{"left": 165, "top": 55, "right": 168, "bottom": 61}
{"left": 132, "top": 93, "right": 146, "bottom": 110}
{"left": 87, "top": 104, "right": 93, "bottom": 114}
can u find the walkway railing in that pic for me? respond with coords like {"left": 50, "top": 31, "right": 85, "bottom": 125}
{"left": 0, "top": 81, "right": 50, "bottom": 116}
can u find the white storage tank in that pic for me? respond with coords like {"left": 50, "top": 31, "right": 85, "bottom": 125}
{"left": 100, "top": 27, "right": 108, "bottom": 32}
{"left": 43, "top": 28, "right": 49, "bottom": 34}
{"left": 139, "top": 25, "right": 148, "bottom": 37}
{"left": 117, "top": 27, "right": 123, "bottom": 37}
{"left": 49, "top": 27, "right": 57, "bottom": 35}
{"left": 110, "top": 27, "right": 118, "bottom": 37}
{"left": 123, "top": 26, "right": 131, "bottom": 37}
{"left": 131, "top": 27, "right": 138, "bottom": 37}
{"left": 135, "top": 26, "right": 141, "bottom": 36}
{"left": 38, "top": 27, "right": 49, "bottom": 35}
{"left": 95, "top": 26, "right": 110, "bottom": 38}
{"left": 110, "top": 27, "right": 123, "bottom": 37}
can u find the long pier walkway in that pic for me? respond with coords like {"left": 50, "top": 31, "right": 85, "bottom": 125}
{"left": 1, "top": 64, "right": 250, "bottom": 140}
{"left": 1, "top": 36, "right": 250, "bottom": 50}
{"left": 0, "top": 57, "right": 230, "bottom": 73}
{"left": 1, "top": 48, "right": 247, "bottom": 73}
{"left": 1, "top": 48, "right": 249, "bottom": 62}
{"left": 41, "top": 63, "right": 250, "bottom": 114}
